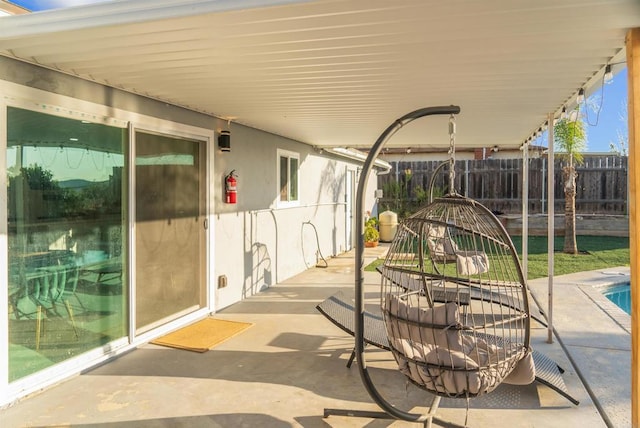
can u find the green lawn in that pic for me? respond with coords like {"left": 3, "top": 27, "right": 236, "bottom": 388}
{"left": 511, "top": 235, "right": 629, "bottom": 279}
{"left": 365, "top": 235, "right": 629, "bottom": 280}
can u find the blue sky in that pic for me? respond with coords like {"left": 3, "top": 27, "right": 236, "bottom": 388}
{"left": 528, "top": 67, "right": 629, "bottom": 153}
{"left": 581, "top": 68, "right": 629, "bottom": 153}
{"left": 9, "top": 0, "right": 630, "bottom": 153}
{"left": 8, "top": 0, "right": 105, "bottom": 9}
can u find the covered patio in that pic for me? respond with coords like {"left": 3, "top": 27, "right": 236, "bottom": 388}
{"left": 0, "top": 0, "right": 639, "bottom": 425}
{"left": 0, "top": 244, "right": 630, "bottom": 427}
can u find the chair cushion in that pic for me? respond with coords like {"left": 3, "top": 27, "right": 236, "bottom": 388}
{"left": 455, "top": 251, "right": 490, "bottom": 275}
{"left": 503, "top": 349, "right": 536, "bottom": 385}
{"left": 384, "top": 292, "right": 527, "bottom": 396}
{"left": 385, "top": 292, "right": 463, "bottom": 352}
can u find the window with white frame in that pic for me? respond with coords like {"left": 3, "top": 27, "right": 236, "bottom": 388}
{"left": 277, "top": 149, "right": 299, "bottom": 207}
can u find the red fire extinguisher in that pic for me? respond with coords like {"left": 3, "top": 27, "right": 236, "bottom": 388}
{"left": 225, "top": 170, "right": 237, "bottom": 204}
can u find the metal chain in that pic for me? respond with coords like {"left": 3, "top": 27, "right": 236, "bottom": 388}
{"left": 448, "top": 114, "right": 456, "bottom": 195}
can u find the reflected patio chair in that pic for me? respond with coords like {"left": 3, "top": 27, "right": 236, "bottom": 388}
{"left": 29, "top": 262, "right": 80, "bottom": 350}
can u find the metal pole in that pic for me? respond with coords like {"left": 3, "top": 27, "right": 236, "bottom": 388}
{"left": 465, "top": 159, "right": 469, "bottom": 197}
{"left": 354, "top": 105, "right": 460, "bottom": 423}
{"left": 522, "top": 142, "right": 529, "bottom": 279}
{"left": 547, "top": 113, "right": 555, "bottom": 344}
{"left": 541, "top": 158, "right": 546, "bottom": 214}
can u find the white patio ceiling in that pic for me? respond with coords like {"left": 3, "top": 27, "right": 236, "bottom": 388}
{"left": 0, "top": 0, "right": 639, "bottom": 151}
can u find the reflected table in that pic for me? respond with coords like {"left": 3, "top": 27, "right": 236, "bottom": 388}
{"left": 79, "top": 259, "right": 122, "bottom": 289}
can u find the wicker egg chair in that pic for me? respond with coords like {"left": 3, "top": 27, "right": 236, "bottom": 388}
{"left": 380, "top": 194, "right": 534, "bottom": 400}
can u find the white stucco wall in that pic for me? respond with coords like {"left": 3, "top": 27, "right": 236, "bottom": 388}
{"left": 212, "top": 122, "right": 378, "bottom": 310}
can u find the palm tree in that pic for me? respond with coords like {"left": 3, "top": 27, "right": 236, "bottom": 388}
{"left": 554, "top": 112, "right": 587, "bottom": 254}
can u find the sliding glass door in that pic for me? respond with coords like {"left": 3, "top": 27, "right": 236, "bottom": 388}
{"left": 6, "top": 107, "right": 127, "bottom": 381}
{"left": 134, "top": 131, "right": 206, "bottom": 333}
{"left": 5, "top": 106, "right": 208, "bottom": 380}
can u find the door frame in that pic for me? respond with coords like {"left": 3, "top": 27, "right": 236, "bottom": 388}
{"left": 127, "top": 123, "right": 212, "bottom": 341}
{"left": 345, "top": 167, "right": 357, "bottom": 251}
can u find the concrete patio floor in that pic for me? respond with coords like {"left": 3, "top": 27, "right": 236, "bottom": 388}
{"left": 0, "top": 244, "right": 631, "bottom": 427}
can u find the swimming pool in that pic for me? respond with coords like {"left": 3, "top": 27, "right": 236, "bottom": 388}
{"left": 603, "top": 283, "right": 631, "bottom": 315}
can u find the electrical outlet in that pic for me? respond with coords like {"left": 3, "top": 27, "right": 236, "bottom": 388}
{"left": 218, "top": 275, "right": 228, "bottom": 289}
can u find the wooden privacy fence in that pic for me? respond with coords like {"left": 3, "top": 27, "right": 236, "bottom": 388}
{"left": 378, "top": 155, "right": 628, "bottom": 216}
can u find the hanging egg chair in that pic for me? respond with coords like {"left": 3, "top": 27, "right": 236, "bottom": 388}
{"left": 381, "top": 193, "right": 533, "bottom": 399}
{"left": 351, "top": 106, "right": 534, "bottom": 425}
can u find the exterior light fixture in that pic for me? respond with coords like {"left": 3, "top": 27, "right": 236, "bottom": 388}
{"left": 561, "top": 106, "right": 567, "bottom": 119}
{"left": 576, "top": 88, "right": 585, "bottom": 104}
{"left": 569, "top": 109, "right": 579, "bottom": 122}
{"left": 218, "top": 130, "right": 231, "bottom": 152}
{"left": 604, "top": 64, "right": 613, "bottom": 83}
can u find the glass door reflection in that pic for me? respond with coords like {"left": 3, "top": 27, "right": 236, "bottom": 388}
{"left": 6, "top": 106, "right": 127, "bottom": 381}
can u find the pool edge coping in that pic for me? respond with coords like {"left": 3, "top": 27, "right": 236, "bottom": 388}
{"left": 578, "top": 273, "right": 631, "bottom": 335}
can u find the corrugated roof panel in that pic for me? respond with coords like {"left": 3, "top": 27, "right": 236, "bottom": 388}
{"left": 0, "top": 0, "right": 639, "bottom": 149}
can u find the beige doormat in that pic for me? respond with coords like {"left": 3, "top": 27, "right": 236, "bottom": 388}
{"left": 151, "top": 317, "right": 253, "bottom": 352}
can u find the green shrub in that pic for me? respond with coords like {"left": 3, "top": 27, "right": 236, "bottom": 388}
{"left": 364, "top": 216, "right": 380, "bottom": 242}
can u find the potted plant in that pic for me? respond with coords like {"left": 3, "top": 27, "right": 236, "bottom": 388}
{"left": 364, "top": 218, "right": 380, "bottom": 247}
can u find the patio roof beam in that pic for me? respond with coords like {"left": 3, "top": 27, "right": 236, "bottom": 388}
{"left": 626, "top": 26, "right": 639, "bottom": 428}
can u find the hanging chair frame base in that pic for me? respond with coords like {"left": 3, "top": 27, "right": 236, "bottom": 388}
{"left": 324, "top": 395, "right": 444, "bottom": 428}
{"left": 315, "top": 290, "right": 579, "bottom": 405}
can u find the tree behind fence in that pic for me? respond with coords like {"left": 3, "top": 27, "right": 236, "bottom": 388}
{"left": 377, "top": 155, "right": 628, "bottom": 216}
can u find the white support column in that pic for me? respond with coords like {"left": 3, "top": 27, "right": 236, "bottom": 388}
{"left": 547, "top": 113, "right": 555, "bottom": 344}
{"left": 465, "top": 159, "right": 469, "bottom": 197}
{"left": 541, "top": 158, "right": 546, "bottom": 214}
{"left": 522, "top": 142, "right": 529, "bottom": 278}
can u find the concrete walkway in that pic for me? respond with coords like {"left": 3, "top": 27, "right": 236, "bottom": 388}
{"left": 0, "top": 245, "right": 630, "bottom": 427}
{"left": 528, "top": 268, "right": 631, "bottom": 428}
